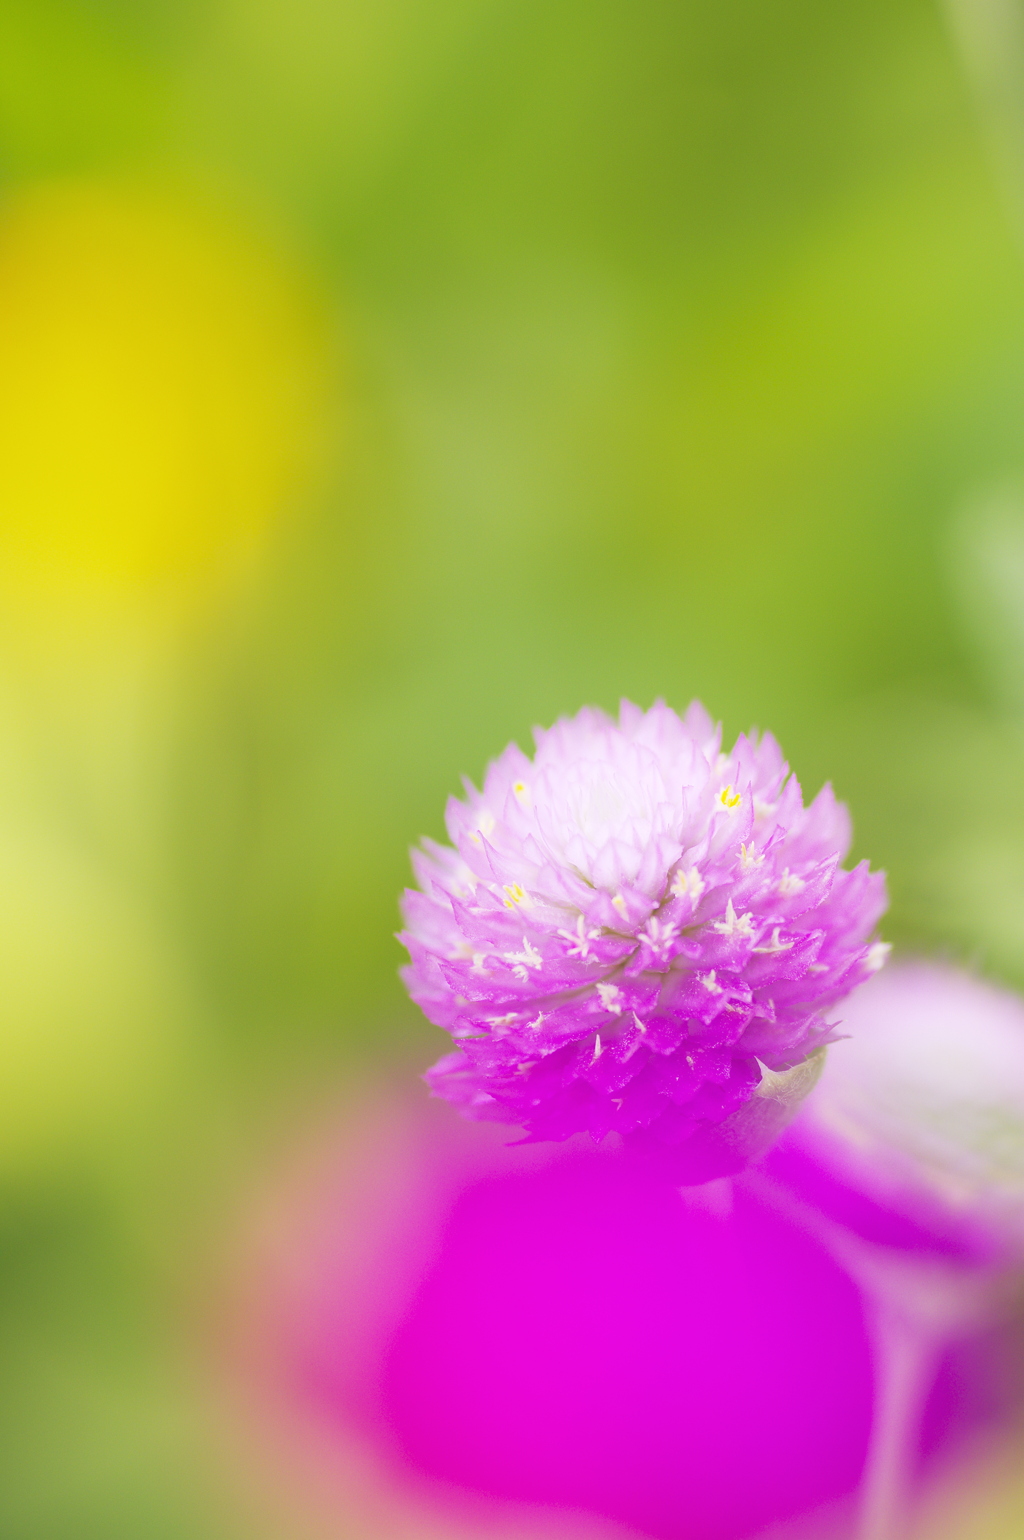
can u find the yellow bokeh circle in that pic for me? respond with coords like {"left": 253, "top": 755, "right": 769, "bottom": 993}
{"left": 0, "top": 180, "right": 331, "bottom": 589}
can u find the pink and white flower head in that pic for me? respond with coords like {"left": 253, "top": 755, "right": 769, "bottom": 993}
{"left": 400, "top": 700, "right": 887, "bottom": 1183}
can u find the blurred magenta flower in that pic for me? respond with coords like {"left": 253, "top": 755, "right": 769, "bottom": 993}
{"left": 762, "top": 961, "right": 1024, "bottom": 1539}
{"left": 771, "top": 960, "right": 1024, "bottom": 1261}
{"left": 400, "top": 699, "right": 887, "bottom": 1181}
{"left": 223, "top": 1088, "right": 1015, "bottom": 1540}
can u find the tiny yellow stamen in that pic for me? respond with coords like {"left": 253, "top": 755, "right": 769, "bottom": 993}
{"left": 503, "top": 882, "right": 529, "bottom": 908}
{"left": 671, "top": 867, "right": 705, "bottom": 903}
{"left": 718, "top": 785, "right": 742, "bottom": 810}
{"left": 513, "top": 780, "right": 531, "bottom": 806}
{"left": 469, "top": 810, "right": 496, "bottom": 845}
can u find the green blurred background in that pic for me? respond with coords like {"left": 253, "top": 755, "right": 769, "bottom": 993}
{"left": 4, "top": 0, "right": 1024, "bottom": 1534}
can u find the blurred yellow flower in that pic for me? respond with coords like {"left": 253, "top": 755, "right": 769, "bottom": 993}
{"left": 0, "top": 179, "right": 332, "bottom": 595}
{"left": 0, "top": 180, "right": 338, "bottom": 1172}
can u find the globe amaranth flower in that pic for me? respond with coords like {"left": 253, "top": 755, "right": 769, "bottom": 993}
{"left": 777, "top": 961, "right": 1024, "bottom": 1260}
{"left": 400, "top": 700, "right": 888, "bottom": 1182}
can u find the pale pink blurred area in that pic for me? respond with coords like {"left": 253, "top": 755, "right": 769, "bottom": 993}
{"left": 211, "top": 1075, "right": 1024, "bottom": 1540}
{"left": 773, "top": 961, "right": 1024, "bottom": 1262}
